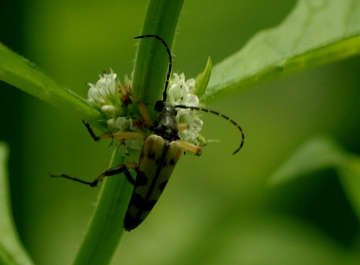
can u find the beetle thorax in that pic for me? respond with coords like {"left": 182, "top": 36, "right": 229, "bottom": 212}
{"left": 152, "top": 101, "right": 180, "bottom": 141}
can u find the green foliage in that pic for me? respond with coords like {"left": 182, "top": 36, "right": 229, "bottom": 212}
{"left": 0, "top": 44, "right": 97, "bottom": 120}
{"left": 270, "top": 135, "right": 360, "bottom": 224}
{"left": 269, "top": 136, "right": 350, "bottom": 184}
{"left": 0, "top": 143, "right": 34, "bottom": 265}
{"left": 203, "top": 0, "right": 360, "bottom": 103}
{"left": 194, "top": 57, "right": 212, "bottom": 98}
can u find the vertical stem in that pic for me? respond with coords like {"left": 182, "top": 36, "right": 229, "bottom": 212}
{"left": 72, "top": 1, "right": 185, "bottom": 264}
{"left": 132, "top": 0, "right": 185, "bottom": 107}
{"left": 72, "top": 151, "right": 133, "bottom": 265}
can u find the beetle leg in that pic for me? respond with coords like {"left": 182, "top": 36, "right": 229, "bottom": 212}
{"left": 83, "top": 120, "right": 100, "bottom": 141}
{"left": 50, "top": 163, "right": 138, "bottom": 187}
{"left": 177, "top": 123, "right": 189, "bottom": 131}
{"left": 176, "top": 124, "right": 202, "bottom": 155}
{"left": 82, "top": 120, "right": 145, "bottom": 141}
{"left": 89, "top": 163, "right": 138, "bottom": 186}
{"left": 175, "top": 140, "right": 202, "bottom": 156}
{"left": 123, "top": 86, "right": 153, "bottom": 127}
{"left": 99, "top": 131, "right": 145, "bottom": 140}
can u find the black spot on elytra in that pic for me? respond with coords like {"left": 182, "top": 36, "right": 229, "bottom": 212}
{"left": 123, "top": 215, "right": 144, "bottom": 231}
{"left": 162, "top": 161, "right": 167, "bottom": 167}
{"left": 147, "top": 152, "right": 155, "bottom": 159}
{"left": 129, "top": 193, "right": 157, "bottom": 211}
{"left": 159, "top": 180, "right": 168, "bottom": 193}
{"left": 169, "top": 159, "right": 176, "bottom": 166}
{"left": 136, "top": 171, "right": 148, "bottom": 186}
{"left": 125, "top": 171, "right": 136, "bottom": 185}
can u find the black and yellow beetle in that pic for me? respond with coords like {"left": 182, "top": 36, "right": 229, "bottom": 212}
{"left": 52, "top": 35, "right": 244, "bottom": 231}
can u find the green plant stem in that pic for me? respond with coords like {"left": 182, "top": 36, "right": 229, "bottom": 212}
{"left": 72, "top": 150, "right": 133, "bottom": 265}
{"left": 72, "top": 1, "right": 184, "bottom": 265}
{"left": 0, "top": 143, "right": 35, "bottom": 265}
{"left": 132, "top": 0, "right": 185, "bottom": 112}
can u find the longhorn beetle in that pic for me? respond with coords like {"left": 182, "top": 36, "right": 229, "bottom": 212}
{"left": 52, "top": 35, "right": 245, "bottom": 231}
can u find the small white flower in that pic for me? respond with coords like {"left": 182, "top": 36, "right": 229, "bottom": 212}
{"left": 101, "top": 105, "right": 116, "bottom": 118}
{"left": 168, "top": 73, "right": 203, "bottom": 144}
{"left": 87, "top": 70, "right": 121, "bottom": 112}
{"left": 106, "top": 118, "right": 117, "bottom": 131}
{"left": 86, "top": 70, "right": 145, "bottom": 154}
{"left": 115, "top": 117, "right": 130, "bottom": 131}
{"left": 87, "top": 70, "right": 206, "bottom": 155}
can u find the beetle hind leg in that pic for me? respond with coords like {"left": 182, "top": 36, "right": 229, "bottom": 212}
{"left": 91, "top": 163, "right": 137, "bottom": 186}
{"left": 49, "top": 173, "right": 94, "bottom": 186}
{"left": 50, "top": 163, "right": 138, "bottom": 187}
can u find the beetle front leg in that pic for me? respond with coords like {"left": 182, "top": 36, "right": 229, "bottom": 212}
{"left": 82, "top": 120, "right": 101, "bottom": 141}
{"left": 82, "top": 121, "right": 145, "bottom": 141}
{"left": 176, "top": 123, "right": 202, "bottom": 155}
{"left": 177, "top": 123, "right": 189, "bottom": 131}
{"left": 99, "top": 131, "right": 145, "bottom": 141}
{"left": 176, "top": 140, "right": 202, "bottom": 156}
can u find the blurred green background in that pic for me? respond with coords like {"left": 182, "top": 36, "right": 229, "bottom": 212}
{"left": 1, "top": 1, "right": 360, "bottom": 264}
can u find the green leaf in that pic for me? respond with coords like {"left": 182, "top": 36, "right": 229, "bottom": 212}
{"left": 202, "top": 0, "right": 360, "bottom": 103}
{"left": 194, "top": 57, "right": 212, "bottom": 98}
{"left": 268, "top": 135, "right": 360, "bottom": 231}
{"left": 0, "top": 43, "right": 98, "bottom": 120}
{"left": 339, "top": 156, "right": 360, "bottom": 221}
{"left": 269, "top": 136, "right": 349, "bottom": 185}
{"left": 0, "top": 143, "right": 35, "bottom": 265}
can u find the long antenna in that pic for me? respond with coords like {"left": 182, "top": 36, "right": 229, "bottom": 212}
{"left": 134, "top": 35, "right": 172, "bottom": 101}
{"left": 174, "top": 105, "right": 245, "bottom": 155}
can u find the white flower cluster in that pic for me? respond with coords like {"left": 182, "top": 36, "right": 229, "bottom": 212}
{"left": 87, "top": 71, "right": 143, "bottom": 153}
{"left": 86, "top": 71, "right": 204, "bottom": 154}
{"left": 168, "top": 73, "right": 203, "bottom": 144}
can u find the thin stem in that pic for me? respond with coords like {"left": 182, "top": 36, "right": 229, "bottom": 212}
{"left": 72, "top": 150, "right": 133, "bottom": 265}
{"left": 132, "top": 0, "right": 185, "bottom": 110}
{"left": 71, "top": 1, "right": 185, "bottom": 264}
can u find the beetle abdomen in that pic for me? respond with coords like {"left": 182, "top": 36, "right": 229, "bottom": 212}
{"left": 123, "top": 135, "right": 182, "bottom": 231}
